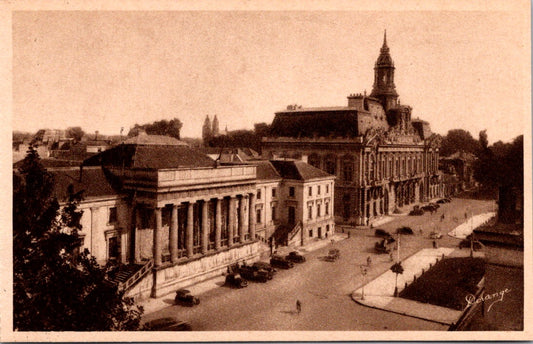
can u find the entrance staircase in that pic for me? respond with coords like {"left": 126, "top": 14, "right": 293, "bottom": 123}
{"left": 108, "top": 259, "right": 154, "bottom": 292}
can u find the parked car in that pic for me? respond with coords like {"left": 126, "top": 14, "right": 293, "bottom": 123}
{"left": 143, "top": 317, "right": 192, "bottom": 331}
{"left": 239, "top": 265, "right": 271, "bottom": 282}
{"left": 252, "top": 261, "right": 277, "bottom": 276}
{"left": 436, "top": 198, "right": 451, "bottom": 204}
{"left": 458, "top": 239, "right": 485, "bottom": 251}
{"left": 270, "top": 254, "right": 295, "bottom": 269}
{"left": 374, "top": 239, "right": 392, "bottom": 254}
{"left": 174, "top": 289, "right": 200, "bottom": 307}
{"left": 396, "top": 226, "right": 414, "bottom": 235}
{"left": 374, "top": 229, "right": 392, "bottom": 238}
{"left": 286, "top": 251, "right": 306, "bottom": 263}
{"left": 225, "top": 272, "right": 248, "bottom": 288}
{"left": 429, "top": 231, "right": 443, "bottom": 239}
{"left": 409, "top": 205, "right": 424, "bottom": 216}
{"left": 325, "top": 248, "right": 340, "bottom": 261}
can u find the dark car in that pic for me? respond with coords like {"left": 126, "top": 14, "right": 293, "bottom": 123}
{"left": 270, "top": 254, "right": 295, "bottom": 269}
{"left": 239, "top": 265, "right": 271, "bottom": 282}
{"left": 375, "top": 240, "right": 392, "bottom": 254}
{"left": 409, "top": 205, "right": 424, "bottom": 216}
{"left": 143, "top": 317, "right": 192, "bottom": 331}
{"left": 396, "top": 226, "right": 414, "bottom": 235}
{"left": 286, "top": 251, "right": 306, "bottom": 263}
{"left": 175, "top": 289, "right": 200, "bottom": 307}
{"left": 325, "top": 248, "right": 340, "bottom": 261}
{"left": 374, "top": 229, "right": 392, "bottom": 238}
{"left": 458, "top": 239, "right": 484, "bottom": 251}
{"left": 252, "top": 261, "right": 277, "bottom": 276}
{"left": 225, "top": 272, "right": 248, "bottom": 288}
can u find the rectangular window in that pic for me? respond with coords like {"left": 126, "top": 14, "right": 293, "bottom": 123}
{"left": 271, "top": 206, "right": 276, "bottom": 221}
{"left": 317, "top": 185, "right": 321, "bottom": 195}
{"left": 317, "top": 204, "right": 321, "bottom": 217}
{"left": 308, "top": 186, "right": 312, "bottom": 196}
{"left": 272, "top": 188, "right": 276, "bottom": 198}
{"left": 256, "top": 209, "right": 262, "bottom": 224}
{"left": 108, "top": 207, "right": 117, "bottom": 224}
{"left": 325, "top": 202, "right": 329, "bottom": 215}
{"left": 308, "top": 205, "right": 313, "bottom": 219}
{"left": 308, "top": 229, "right": 313, "bottom": 238}
{"left": 289, "top": 187, "right": 295, "bottom": 197}
{"left": 326, "top": 184, "right": 329, "bottom": 194}
{"left": 257, "top": 189, "right": 261, "bottom": 200}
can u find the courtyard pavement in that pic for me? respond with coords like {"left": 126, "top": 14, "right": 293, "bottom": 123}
{"left": 448, "top": 212, "right": 496, "bottom": 239}
{"left": 140, "top": 232, "right": 348, "bottom": 315}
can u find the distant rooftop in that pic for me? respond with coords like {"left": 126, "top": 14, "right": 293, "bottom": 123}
{"left": 270, "top": 160, "right": 334, "bottom": 181}
{"left": 123, "top": 133, "right": 188, "bottom": 146}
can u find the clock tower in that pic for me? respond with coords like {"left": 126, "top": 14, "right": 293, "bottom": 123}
{"left": 370, "top": 31, "right": 399, "bottom": 111}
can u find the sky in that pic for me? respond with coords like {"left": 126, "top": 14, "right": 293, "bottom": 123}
{"left": 11, "top": 9, "right": 530, "bottom": 143}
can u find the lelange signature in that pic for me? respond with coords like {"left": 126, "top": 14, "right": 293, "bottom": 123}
{"left": 465, "top": 288, "right": 511, "bottom": 312}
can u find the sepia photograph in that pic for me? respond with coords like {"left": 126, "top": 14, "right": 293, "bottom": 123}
{"left": 2, "top": 0, "right": 531, "bottom": 341}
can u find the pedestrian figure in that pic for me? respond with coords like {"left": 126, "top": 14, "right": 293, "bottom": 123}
{"left": 347, "top": 231, "right": 351, "bottom": 238}
{"left": 440, "top": 213, "right": 445, "bottom": 222}
{"left": 367, "top": 256, "right": 372, "bottom": 267}
{"left": 464, "top": 212, "right": 468, "bottom": 220}
{"left": 296, "top": 299, "right": 302, "bottom": 315}
{"left": 432, "top": 240, "right": 437, "bottom": 249}
{"left": 419, "top": 229, "right": 423, "bottom": 236}
{"left": 389, "top": 251, "right": 394, "bottom": 261}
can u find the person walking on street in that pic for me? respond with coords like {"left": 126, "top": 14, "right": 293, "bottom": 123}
{"left": 367, "top": 256, "right": 372, "bottom": 267}
{"left": 389, "top": 251, "right": 394, "bottom": 262}
{"left": 296, "top": 299, "right": 302, "bottom": 315}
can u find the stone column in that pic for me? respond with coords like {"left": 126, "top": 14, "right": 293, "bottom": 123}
{"left": 90, "top": 207, "right": 98, "bottom": 257}
{"left": 170, "top": 204, "right": 178, "bottom": 263}
{"left": 239, "top": 196, "right": 246, "bottom": 243}
{"left": 248, "top": 193, "right": 256, "bottom": 241}
{"left": 215, "top": 198, "right": 222, "bottom": 250}
{"left": 153, "top": 207, "right": 162, "bottom": 267}
{"left": 186, "top": 202, "right": 194, "bottom": 257}
{"left": 228, "top": 197, "right": 235, "bottom": 246}
{"left": 201, "top": 200, "right": 209, "bottom": 254}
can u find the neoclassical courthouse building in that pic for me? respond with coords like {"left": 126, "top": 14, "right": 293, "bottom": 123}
{"left": 262, "top": 33, "right": 443, "bottom": 225}
{"left": 43, "top": 133, "right": 334, "bottom": 299}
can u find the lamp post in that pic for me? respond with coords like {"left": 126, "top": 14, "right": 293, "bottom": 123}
{"left": 360, "top": 265, "right": 368, "bottom": 300}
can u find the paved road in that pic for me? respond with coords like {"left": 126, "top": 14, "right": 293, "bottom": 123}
{"left": 143, "top": 198, "right": 495, "bottom": 331}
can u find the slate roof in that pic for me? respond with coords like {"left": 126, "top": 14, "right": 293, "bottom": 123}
{"left": 269, "top": 109, "right": 361, "bottom": 138}
{"left": 123, "top": 134, "right": 187, "bottom": 146}
{"left": 83, "top": 139, "right": 216, "bottom": 170}
{"left": 13, "top": 158, "right": 83, "bottom": 169}
{"left": 270, "top": 160, "right": 334, "bottom": 181}
{"left": 49, "top": 166, "right": 119, "bottom": 202}
{"left": 253, "top": 160, "right": 282, "bottom": 181}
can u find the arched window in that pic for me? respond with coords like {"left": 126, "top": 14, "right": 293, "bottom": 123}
{"left": 342, "top": 155, "right": 354, "bottom": 182}
{"left": 324, "top": 154, "right": 336, "bottom": 175}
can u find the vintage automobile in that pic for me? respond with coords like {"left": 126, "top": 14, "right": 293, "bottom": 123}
{"left": 396, "top": 226, "right": 414, "bottom": 235}
{"left": 325, "top": 248, "right": 340, "bottom": 261}
{"left": 374, "top": 240, "right": 392, "bottom": 254}
{"left": 143, "top": 317, "right": 192, "bottom": 331}
{"left": 239, "top": 265, "right": 271, "bottom": 282}
{"left": 429, "top": 231, "right": 443, "bottom": 239}
{"left": 225, "top": 272, "right": 248, "bottom": 288}
{"left": 286, "top": 251, "right": 306, "bottom": 263}
{"left": 409, "top": 205, "right": 425, "bottom": 216}
{"left": 374, "top": 229, "right": 392, "bottom": 238}
{"left": 437, "top": 197, "right": 452, "bottom": 204}
{"left": 174, "top": 289, "right": 200, "bottom": 307}
{"left": 252, "top": 261, "right": 277, "bottom": 276}
{"left": 270, "top": 254, "right": 295, "bottom": 269}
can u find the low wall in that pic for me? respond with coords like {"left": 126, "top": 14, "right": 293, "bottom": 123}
{"left": 127, "top": 242, "right": 261, "bottom": 300}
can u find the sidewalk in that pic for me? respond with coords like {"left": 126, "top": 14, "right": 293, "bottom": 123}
{"left": 141, "top": 233, "right": 347, "bottom": 316}
{"left": 351, "top": 246, "right": 485, "bottom": 325}
{"left": 448, "top": 212, "right": 496, "bottom": 239}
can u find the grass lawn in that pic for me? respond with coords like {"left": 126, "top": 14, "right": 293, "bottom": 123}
{"left": 399, "top": 257, "right": 486, "bottom": 310}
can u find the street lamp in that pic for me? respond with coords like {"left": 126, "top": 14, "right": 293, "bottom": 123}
{"left": 360, "top": 265, "right": 368, "bottom": 300}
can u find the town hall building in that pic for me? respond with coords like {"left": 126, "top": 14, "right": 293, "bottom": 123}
{"left": 262, "top": 32, "right": 443, "bottom": 226}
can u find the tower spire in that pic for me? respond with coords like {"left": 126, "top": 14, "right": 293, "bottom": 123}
{"left": 370, "top": 31, "right": 398, "bottom": 111}
{"left": 383, "top": 29, "right": 387, "bottom": 48}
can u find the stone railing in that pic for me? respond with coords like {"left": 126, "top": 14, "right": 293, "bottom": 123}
{"left": 119, "top": 259, "right": 154, "bottom": 292}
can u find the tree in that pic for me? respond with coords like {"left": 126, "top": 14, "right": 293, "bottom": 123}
{"left": 128, "top": 118, "right": 183, "bottom": 140}
{"left": 13, "top": 146, "right": 143, "bottom": 331}
{"left": 439, "top": 129, "right": 480, "bottom": 157}
{"left": 390, "top": 262, "right": 404, "bottom": 297}
{"left": 66, "top": 126, "right": 85, "bottom": 143}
